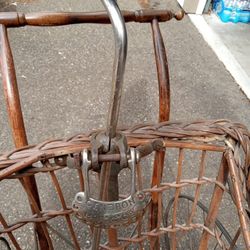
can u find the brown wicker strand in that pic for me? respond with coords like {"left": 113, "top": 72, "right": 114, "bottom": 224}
{"left": 0, "top": 213, "right": 21, "bottom": 249}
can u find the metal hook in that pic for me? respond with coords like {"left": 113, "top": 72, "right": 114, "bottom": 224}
{"left": 101, "top": 0, "right": 127, "bottom": 141}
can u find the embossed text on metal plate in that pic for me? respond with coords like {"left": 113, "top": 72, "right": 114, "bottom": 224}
{"left": 72, "top": 148, "right": 151, "bottom": 228}
{"left": 73, "top": 191, "right": 150, "bottom": 228}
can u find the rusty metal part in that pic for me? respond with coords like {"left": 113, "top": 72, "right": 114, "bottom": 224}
{"left": 136, "top": 139, "right": 164, "bottom": 161}
{"left": 90, "top": 132, "right": 129, "bottom": 171}
{"left": 90, "top": 132, "right": 110, "bottom": 171}
{"left": 0, "top": 9, "right": 184, "bottom": 27}
{"left": 110, "top": 133, "right": 129, "bottom": 168}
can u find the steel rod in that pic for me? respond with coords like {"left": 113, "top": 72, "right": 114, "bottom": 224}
{"left": 103, "top": 0, "right": 127, "bottom": 139}
{"left": 91, "top": 0, "right": 127, "bottom": 248}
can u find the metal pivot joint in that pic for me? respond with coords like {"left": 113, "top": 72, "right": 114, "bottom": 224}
{"left": 90, "top": 131, "right": 129, "bottom": 171}
{"left": 72, "top": 148, "right": 151, "bottom": 228}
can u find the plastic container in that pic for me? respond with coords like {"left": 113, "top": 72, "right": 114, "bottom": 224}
{"left": 213, "top": 0, "right": 250, "bottom": 23}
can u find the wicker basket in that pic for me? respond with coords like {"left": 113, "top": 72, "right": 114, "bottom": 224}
{"left": 0, "top": 7, "right": 249, "bottom": 250}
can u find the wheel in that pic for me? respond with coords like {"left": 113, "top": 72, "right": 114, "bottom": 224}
{"left": 163, "top": 194, "right": 238, "bottom": 250}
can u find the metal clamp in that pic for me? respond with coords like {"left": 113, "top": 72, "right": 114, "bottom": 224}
{"left": 90, "top": 131, "right": 129, "bottom": 172}
{"left": 72, "top": 148, "right": 151, "bottom": 228}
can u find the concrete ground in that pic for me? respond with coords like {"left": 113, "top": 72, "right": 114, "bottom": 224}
{"left": 0, "top": 0, "right": 249, "bottom": 249}
{"left": 201, "top": 13, "right": 250, "bottom": 99}
{"left": 205, "top": 14, "right": 250, "bottom": 80}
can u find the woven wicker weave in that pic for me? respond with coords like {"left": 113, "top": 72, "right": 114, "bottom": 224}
{"left": 0, "top": 120, "right": 250, "bottom": 249}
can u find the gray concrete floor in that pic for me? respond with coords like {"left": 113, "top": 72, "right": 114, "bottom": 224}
{"left": 204, "top": 13, "right": 250, "bottom": 87}
{"left": 189, "top": 11, "right": 250, "bottom": 99}
{"left": 0, "top": 0, "right": 250, "bottom": 249}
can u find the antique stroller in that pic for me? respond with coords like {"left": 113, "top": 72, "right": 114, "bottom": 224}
{"left": 0, "top": 0, "right": 250, "bottom": 249}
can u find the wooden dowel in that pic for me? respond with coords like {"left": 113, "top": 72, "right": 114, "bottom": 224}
{"left": 0, "top": 9, "right": 182, "bottom": 27}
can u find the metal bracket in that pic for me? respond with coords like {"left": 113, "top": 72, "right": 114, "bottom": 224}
{"left": 72, "top": 148, "right": 151, "bottom": 228}
{"left": 90, "top": 131, "right": 129, "bottom": 172}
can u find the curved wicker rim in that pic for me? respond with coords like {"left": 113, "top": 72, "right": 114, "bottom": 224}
{"left": 1, "top": 119, "right": 250, "bottom": 198}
